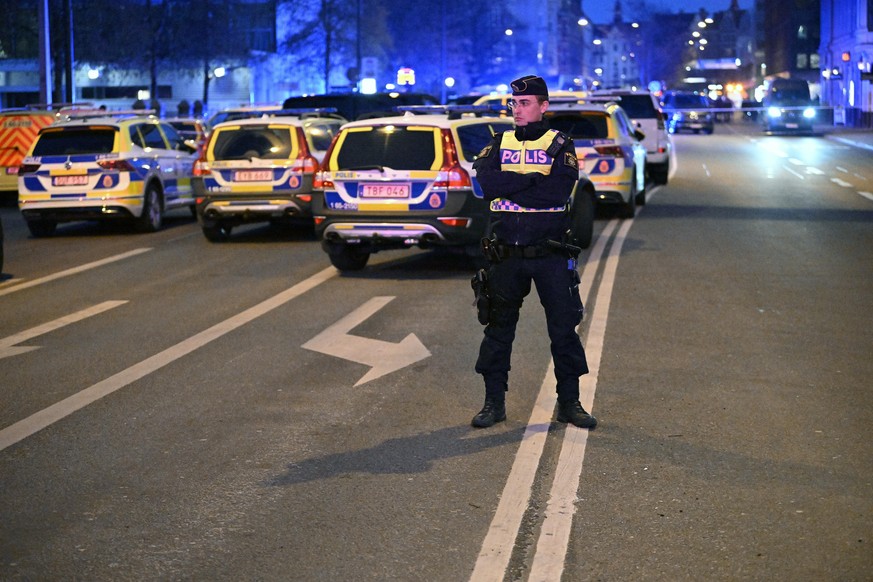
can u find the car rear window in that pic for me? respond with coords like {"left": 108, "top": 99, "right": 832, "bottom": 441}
{"left": 456, "top": 122, "right": 512, "bottom": 162}
{"left": 334, "top": 126, "right": 437, "bottom": 170}
{"left": 32, "top": 128, "right": 116, "bottom": 155}
{"left": 210, "top": 126, "right": 295, "bottom": 160}
{"left": 611, "top": 95, "right": 657, "bottom": 118}
{"left": 547, "top": 113, "right": 609, "bottom": 139}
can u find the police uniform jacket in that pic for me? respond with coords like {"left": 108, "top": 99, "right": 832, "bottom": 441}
{"left": 473, "top": 120, "right": 579, "bottom": 247}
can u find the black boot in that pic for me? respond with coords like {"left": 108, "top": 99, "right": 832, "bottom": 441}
{"left": 471, "top": 397, "right": 506, "bottom": 428}
{"left": 556, "top": 400, "right": 597, "bottom": 429}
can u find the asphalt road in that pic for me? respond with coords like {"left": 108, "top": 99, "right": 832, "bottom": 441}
{"left": 1, "top": 121, "right": 871, "bottom": 581}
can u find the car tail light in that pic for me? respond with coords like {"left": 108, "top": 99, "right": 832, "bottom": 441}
{"left": 18, "top": 163, "right": 41, "bottom": 174}
{"left": 433, "top": 129, "right": 472, "bottom": 189}
{"left": 314, "top": 170, "right": 333, "bottom": 190}
{"left": 193, "top": 143, "right": 211, "bottom": 176}
{"left": 594, "top": 145, "right": 624, "bottom": 157}
{"left": 97, "top": 159, "right": 136, "bottom": 171}
{"left": 297, "top": 194, "right": 312, "bottom": 203}
{"left": 293, "top": 127, "right": 319, "bottom": 173}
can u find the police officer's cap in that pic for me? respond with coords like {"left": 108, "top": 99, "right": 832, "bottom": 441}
{"left": 511, "top": 75, "right": 549, "bottom": 99}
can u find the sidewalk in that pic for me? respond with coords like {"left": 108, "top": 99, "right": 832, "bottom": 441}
{"left": 824, "top": 126, "right": 873, "bottom": 152}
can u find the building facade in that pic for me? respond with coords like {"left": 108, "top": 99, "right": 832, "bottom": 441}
{"left": 819, "top": 0, "right": 873, "bottom": 126}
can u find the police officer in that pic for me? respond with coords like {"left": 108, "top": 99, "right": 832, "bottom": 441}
{"left": 471, "top": 74, "right": 596, "bottom": 430}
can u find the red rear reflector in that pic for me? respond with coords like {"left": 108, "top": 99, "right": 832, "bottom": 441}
{"left": 438, "top": 217, "right": 470, "bottom": 227}
{"left": 313, "top": 216, "right": 325, "bottom": 225}
{"left": 297, "top": 194, "right": 312, "bottom": 203}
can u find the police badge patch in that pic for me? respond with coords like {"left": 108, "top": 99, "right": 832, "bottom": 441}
{"left": 476, "top": 144, "right": 493, "bottom": 159}
{"left": 564, "top": 151, "right": 578, "bottom": 169}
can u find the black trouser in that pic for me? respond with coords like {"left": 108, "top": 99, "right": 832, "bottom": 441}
{"left": 475, "top": 253, "right": 588, "bottom": 403}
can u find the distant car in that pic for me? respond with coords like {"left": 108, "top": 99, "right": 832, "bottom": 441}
{"left": 661, "top": 92, "right": 715, "bottom": 134}
{"left": 206, "top": 105, "right": 284, "bottom": 130}
{"left": 761, "top": 78, "right": 815, "bottom": 133}
{"left": 0, "top": 107, "right": 57, "bottom": 205}
{"left": 546, "top": 100, "right": 647, "bottom": 217}
{"left": 281, "top": 92, "right": 440, "bottom": 121}
{"left": 18, "top": 112, "right": 199, "bottom": 237}
{"left": 312, "top": 105, "right": 597, "bottom": 271}
{"left": 191, "top": 111, "right": 343, "bottom": 241}
{"left": 593, "top": 89, "right": 672, "bottom": 184}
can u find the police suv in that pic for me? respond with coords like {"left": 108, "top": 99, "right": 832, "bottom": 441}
{"left": 18, "top": 111, "right": 198, "bottom": 236}
{"left": 312, "top": 105, "right": 596, "bottom": 271}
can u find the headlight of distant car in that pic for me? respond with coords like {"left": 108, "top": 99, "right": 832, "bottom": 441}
{"left": 767, "top": 107, "right": 782, "bottom": 118}
{"left": 803, "top": 107, "right": 815, "bottom": 119}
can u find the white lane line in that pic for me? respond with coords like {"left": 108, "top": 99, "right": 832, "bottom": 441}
{"left": 783, "top": 165, "right": 805, "bottom": 180}
{"left": 469, "top": 219, "right": 620, "bottom": 582}
{"left": 0, "top": 266, "right": 337, "bottom": 452}
{"left": 805, "top": 167, "right": 824, "bottom": 175}
{"left": 702, "top": 163, "right": 711, "bottom": 178}
{"left": 788, "top": 158, "right": 805, "bottom": 166}
{"left": 859, "top": 192, "right": 873, "bottom": 202}
{"left": 0, "top": 301, "right": 128, "bottom": 360}
{"left": 0, "top": 248, "right": 153, "bottom": 298}
{"left": 528, "top": 217, "right": 634, "bottom": 580}
{"left": 831, "top": 178, "right": 853, "bottom": 188}
{"left": 836, "top": 166, "right": 848, "bottom": 173}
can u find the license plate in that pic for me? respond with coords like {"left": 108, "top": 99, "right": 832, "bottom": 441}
{"left": 786, "top": 123, "right": 798, "bottom": 128}
{"left": 689, "top": 123, "right": 703, "bottom": 128}
{"left": 234, "top": 170, "right": 273, "bottom": 182}
{"left": 52, "top": 175, "right": 88, "bottom": 186}
{"left": 360, "top": 183, "right": 410, "bottom": 198}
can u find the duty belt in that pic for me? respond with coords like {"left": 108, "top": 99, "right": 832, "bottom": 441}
{"left": 482, "top": 238, "right": 583, "bottom": 262}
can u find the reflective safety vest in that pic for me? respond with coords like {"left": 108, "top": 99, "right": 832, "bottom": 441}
{"left": 490, "top": 129, "right": 566, "bottom": 213}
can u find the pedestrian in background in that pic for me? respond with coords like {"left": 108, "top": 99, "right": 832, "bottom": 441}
{"left": 470, "top": 74, "right": 596, "bottom": 430}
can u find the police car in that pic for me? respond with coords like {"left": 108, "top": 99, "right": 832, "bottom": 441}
{"left": 312, "top": 105, "right": 597, "bottom": 271}
{"left": 18, "top": 111, "right": 199, "bottom": 236}
{"left": 545, "top": 99, "right": 647, "bottom": 218}
{"left": 192, "top": 110, "right": 344, "bottom": 241}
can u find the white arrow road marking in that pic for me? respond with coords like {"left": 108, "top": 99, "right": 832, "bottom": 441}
{"left": 302, "top": 296, "right": 431, "bottom": 387}
{"left": 0, "top": 301, "right": 128, "bottom": 360}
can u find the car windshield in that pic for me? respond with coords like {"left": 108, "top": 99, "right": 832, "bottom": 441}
{"left": 610, "top": 95, "right": 656, "bottom": 118}
{"left": 31, "top": 128, "right": 116, "bottom": 155}
{"left": 547, "top": 113, "right": 609, "bottom": 139}
{"left": 335, "top": 126, "right": 437, "bottom": 170}
{"left": 211, "top": 126, "right": 294, "bottom": 160}
{"left": 665, "top": 94, "right": 708, "bottom": 108}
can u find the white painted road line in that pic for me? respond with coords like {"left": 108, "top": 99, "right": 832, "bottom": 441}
{"left": 470, "top": 219, "right": 620, "bottom": 582}
{"left": 0, "top": 266, "right": 337, "bottom": 452}
{"left": 831, "top": 177, "right": 853, "bottom": 188}
{"left": 783, "top": 165, "right": 805, "bottom": 180}
{"left": 0, "top": 248, "right": 153, "bottom": 298}
{"left": 859, "top": 192, "right": 873, "bottom": 202}
{"left": 529, "top": 217, "right": 634, "bottom": 581}
{"left": 0, "top": 300, "right": 128, "bottom": 360}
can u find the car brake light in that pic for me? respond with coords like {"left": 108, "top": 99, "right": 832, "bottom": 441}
{"left": 19, "top": 163, "right": 41, "bottom": 174}
{"left": 193, "top": 160, "right": 211, "bottom": 176}
{"left": 594, "top": 145, "right": 624, "bottom": 157}
{"left": 292, "top": 154, "right": 318, "bottom": 173}
{"left": 97, "top": 159, "right": 136, "bottom": 171}
{"left": 433, "top": 129, "right": 472, "bottom": 189}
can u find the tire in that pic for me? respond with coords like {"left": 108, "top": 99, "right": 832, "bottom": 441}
{"left": 568, "top": 186, "right": 594, "bottom": 249}
{"left": 202, "top": 223, "right": 232, "bottom": 242}
{"left": 650, "top": 164, "right": 669, "bottom": 185}
{"left": 135, "top": 183, "right": 163, "bottom": 232}
{"left": 26, "top": 219, "right": 57, "bottom": 238}
{"left": 327, "top": 245, "right": 370, "bottom": 271}
{"left": 620, "top": 172, "right": 637, "bottom": 218}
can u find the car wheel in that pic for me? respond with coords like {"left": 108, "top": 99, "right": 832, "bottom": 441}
{"left": 202, "top": 223, "right": 232, "bottom": 242}
{"left": 327, "top": 244, "right": 370, "bottom": 271}
{"left": 650, "top": 164, "right": 669, "bottom": 185}
{"left": 568, "top": 185, "right": 594, "bottom": 249}
{"left": 26, "top": 219, "right": 57, "bottom": 237}
{"left": 135, "top": 183, "right": 163, "bottom": 232}
{"left": 620, "top": 173, "right": 637, "bottom": 218}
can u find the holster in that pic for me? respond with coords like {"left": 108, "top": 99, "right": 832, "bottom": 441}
{"left": 470, "top": 268, "right": 491, "bottom": 325}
